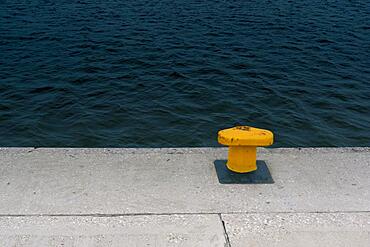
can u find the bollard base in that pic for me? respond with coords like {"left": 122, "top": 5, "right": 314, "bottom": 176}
{"left": 214, "top": 160, "right": 274, "bottom": 184}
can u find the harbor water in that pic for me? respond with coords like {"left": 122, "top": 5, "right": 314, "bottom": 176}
{"left": 0, "top": 0, "right": 369, "bottom": 147}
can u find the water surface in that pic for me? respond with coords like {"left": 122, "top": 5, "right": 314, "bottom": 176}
{"left": 1, "top": 0, "right": 370, "bottom": 147}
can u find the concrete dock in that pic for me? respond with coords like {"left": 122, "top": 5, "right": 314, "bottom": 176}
{"left": 0, "top": 147, "right": 369, "bottom": 246}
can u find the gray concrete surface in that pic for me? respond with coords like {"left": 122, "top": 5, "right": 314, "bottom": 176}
{"left": 1, "top": 147, "right": 369, "bottom": 215}
{"left": 0, "top": 214, "right": 226, "bottom": 246}
{"left": 222, "top": 213, "right": 370, "bottom": 247}
{"left": 0, "top": 147, "right": 369, "bottom": 246}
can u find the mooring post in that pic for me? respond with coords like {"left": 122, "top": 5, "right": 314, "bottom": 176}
{"left": 218, "top": 126, "right": 274, "bottom": 173}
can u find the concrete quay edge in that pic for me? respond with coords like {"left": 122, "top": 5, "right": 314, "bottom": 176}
{"left": 0, "top": 147, "right": 369, "bottom": 246}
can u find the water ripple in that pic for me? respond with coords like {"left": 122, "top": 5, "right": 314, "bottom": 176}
{"left": 0, "top": 0, "right": 369, "bottom": 147}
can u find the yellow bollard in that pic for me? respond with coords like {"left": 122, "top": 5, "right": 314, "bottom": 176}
{"left": 218, "top": 126, "right": 274, "bottom": 173}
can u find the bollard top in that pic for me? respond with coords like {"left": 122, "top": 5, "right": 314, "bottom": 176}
{"left": 218, "top": 126, "right": 274, "bottom": 146}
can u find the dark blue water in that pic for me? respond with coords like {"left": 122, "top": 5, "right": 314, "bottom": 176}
{"left": 1, "top": 0, "right": 370, "bottom": 147}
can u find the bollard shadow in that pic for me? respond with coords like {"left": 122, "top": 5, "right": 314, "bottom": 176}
{"left": 214, "top": 160, "right": 274, "bottom": 184}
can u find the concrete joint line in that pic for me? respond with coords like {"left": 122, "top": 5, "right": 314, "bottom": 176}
{"left": 219, "top": 214, "right": 231, "bottom": 247}
{"left": 0, "top": 210, "right": 369, "bottom": 218}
